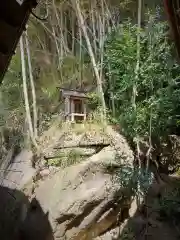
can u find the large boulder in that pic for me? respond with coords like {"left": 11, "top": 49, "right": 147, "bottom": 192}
{"left": 41, "top": 124, "right": 133, "bottom": 167}
{"left": 31, "top": 129, "right": 134, "bottom": 240}
{"left": 1, "top": 149, "right": 36, "bottom": 191}
{"left": 0, "top": 150, "right": 54, "bottom": 240}
{"left": 0, "top": 125, "right": 134, "bottom": 240}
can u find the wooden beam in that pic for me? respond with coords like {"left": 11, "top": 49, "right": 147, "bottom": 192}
{"left": 164, "top": 0, "right": 180, "bottom": 58}
{"left": 69, "top": 113, "right": 86, "bottom": 117}
{"left": 44, "top": 143, "right": 110, "bottom": 160}
{"left": 44, "top": 153, "right": 93, "bottom": 160}
{"left": 53, "top": 143, "right": 110, "bottom": 149}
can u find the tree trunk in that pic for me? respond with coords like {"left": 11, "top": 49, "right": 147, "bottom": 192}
{"left": 20, "top": 36, "right": 37, "bottom": 148}
{"left": 133, "top": 0, "right": 142, "bottom": 110}
{"left": 25, "top": 31, "right": 38, "bottom": 138}
{"left": 72, "top": 0, "right": 106, "bottom": 120}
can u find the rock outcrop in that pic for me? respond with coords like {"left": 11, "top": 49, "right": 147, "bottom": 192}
{"left": 0, "top": 150, "right": 52, "bottom": 240}
{"left": 1, "top": 149, "right": 36, "bottom": 191}
{"left": 31, "top": 127, "right": 134, "bottom": 239}
{"left": 0, "top": 125, "right": 135, "bottom": 240}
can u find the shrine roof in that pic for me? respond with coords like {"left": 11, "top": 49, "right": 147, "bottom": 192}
{"left": 60, "top": 88, "right": 88, "bottom": 99}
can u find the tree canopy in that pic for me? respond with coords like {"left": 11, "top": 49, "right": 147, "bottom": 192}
{"left": 104, "top": 18, "right": 180, "bottom": 142}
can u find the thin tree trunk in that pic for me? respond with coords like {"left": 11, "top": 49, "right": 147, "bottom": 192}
{"left": 108, "top": 63, "right": 115, "bottom": 117}
{"left": 104, "top": 0, "right": 116, "bottom": 30}
{"left": 20, "top": 36, "right": 37, "bottom": 148}
{"left": 52, "top": 0, "right": 67, "bottom": 57}
{"left": 59, "top": 7, "right": 68, "bottom": 56}
{"left": 64, "top": 13, "right": 69, "bottom": 52}
{"left": 134, "top": 0, "right": 143, "bottom": 207}
{"left": 79, "top": 27, "right": 83, "bottom": 85}
{"left": 133, "top": 0, "right": 142, "bottom": 110}
{"left": 91, "top": 0, "right": 97, "bottom": 55}
{"left": 71, "top": 14, "right": 75, "bottom": 54}
{"left": 25, "top": 31, "right": 38, "bottom": 138}
{"left": 99, "top": 0, "right": 105, "bottom": 81}
{"left": 72, "top": 0, "right": 106, "bottom": 120}
{"left": 51, "top": 20, "right": 61, "bottom": 69}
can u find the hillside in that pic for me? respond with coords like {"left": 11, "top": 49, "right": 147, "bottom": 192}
{"left": 1, "top": 0, "right": 180, "bottom": 239}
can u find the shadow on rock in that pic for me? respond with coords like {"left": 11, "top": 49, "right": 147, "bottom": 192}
{"left": 0, "top": 185, "right": 54, "bottom": 240}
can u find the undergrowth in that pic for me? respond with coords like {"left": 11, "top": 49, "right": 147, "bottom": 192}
{"left": 47, "top": 149, "right": 83, "bottom": 168}
{"left": 120, "top": 226, "right": 135, "bottom": 240}
{"left": 158, "top": 184, "right": 180, "bottom": 224}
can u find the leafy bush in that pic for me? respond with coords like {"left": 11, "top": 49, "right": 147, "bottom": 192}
{"left": 86, "top": 92, "right": 102, "bottom": 110}
{"left": 158, "top": 185, "right": 180, "bottom": 223}
{"left": 104, "top": 18, "right": 180, "bottom": 141}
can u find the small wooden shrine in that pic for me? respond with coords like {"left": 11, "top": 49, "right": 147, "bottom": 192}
{"left": 60, "top": 88, "right": 88, "bottom": 122}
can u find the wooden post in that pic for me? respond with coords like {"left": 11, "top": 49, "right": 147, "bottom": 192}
{"left": 71, "top": 98, "right": 75, "bottom": 114}
{"left": 70, "top": 98, "right": 75, "bottom": 121}
{"left": 83, "top": 100, "right": 87, "bottom": 121}
{"left": 65, "top": 96, "right": 70, "bottom": 121}
{"left": 71, "top": 113, "right": 75, "bottom": 122}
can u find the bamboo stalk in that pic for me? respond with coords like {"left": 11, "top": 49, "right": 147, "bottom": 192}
{"left": 72, "top": 0, "right": 106, "bottom": 120}
{"left": 25, "top": 31, "right": 38, "bottom": 138}
{"left": 20, "top": 36, "right": 37, "bottom": 148}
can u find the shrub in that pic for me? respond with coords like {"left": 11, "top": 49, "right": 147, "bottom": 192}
{"left": 104, "top": 18, "right": 180, "bottom": 141}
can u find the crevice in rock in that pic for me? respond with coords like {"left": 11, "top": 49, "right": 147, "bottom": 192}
{"left": 66, "top": 200, "right": 103, "bottom": 230}
{"left": 56, "top": 213, "right": 77, "bottom": 225}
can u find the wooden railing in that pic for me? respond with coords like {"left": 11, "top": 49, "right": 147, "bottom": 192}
{"left": 65, "top": 113, "right": 86, "bottom": 122}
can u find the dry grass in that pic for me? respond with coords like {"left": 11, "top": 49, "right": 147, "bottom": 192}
{"left": 35, "top": 115, "right": 112, "bottom": 169}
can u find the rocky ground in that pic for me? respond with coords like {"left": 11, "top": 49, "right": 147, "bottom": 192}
{"left": 0, "top": 123, "right": 180, "bottom": 240}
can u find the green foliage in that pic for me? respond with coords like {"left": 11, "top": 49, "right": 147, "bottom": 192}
{"left": 158, "top": 185, "right": 180, "bottom": 224}
{"left": 86, "top": 92, "right": 101, "bottom": 110}
{"left": 120, "top": 226, "right": 135, "bottom": 240}
{"left": 0, "top": 51, "right": 25, "bottom": 147}
{"left": 104, "top": 18, "right": 180, "bottom": 140}
{"left": 2, "top": 51, "right": 23, "bottom": 112}
{"left": 114, "top": 162, "right": 153, "bottom": 198}
{"left": 47, "top": 149, "right": 83, "bottom": 168}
